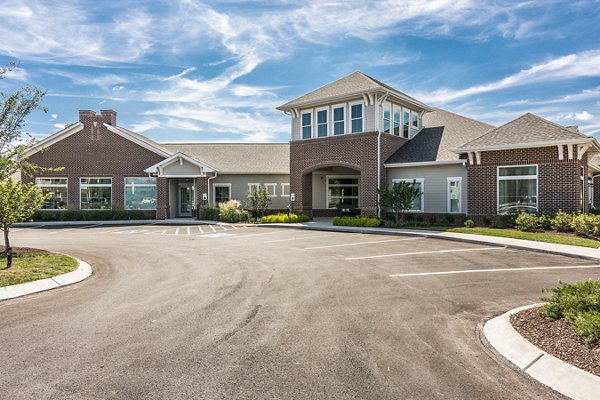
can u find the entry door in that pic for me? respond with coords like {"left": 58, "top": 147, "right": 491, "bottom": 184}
{"left": 178, "top": 184, "right": 193, "bottom": 217}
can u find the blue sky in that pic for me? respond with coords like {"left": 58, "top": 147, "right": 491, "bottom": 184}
{"left": 0, "top": 0, "right": 599, "bottom": 143}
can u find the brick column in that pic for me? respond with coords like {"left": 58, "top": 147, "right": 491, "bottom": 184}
{"left": 156, "top": 177, "right": 169, "bottom": 219}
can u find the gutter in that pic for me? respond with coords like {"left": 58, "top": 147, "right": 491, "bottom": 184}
{"left": 451, "top": 137, "right": 598, "bottom": 153}
{"left": 207, "top": 171, "right": 218, "bottom": 208}
{"left": 384, "top": 160, "right": 466, "bottom": 168}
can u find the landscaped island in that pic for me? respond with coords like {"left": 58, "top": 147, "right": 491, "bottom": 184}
{"left": 0, "top": 247, "right": 77, "bottom": 287}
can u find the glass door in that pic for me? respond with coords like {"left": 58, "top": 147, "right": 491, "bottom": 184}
{"left": 178, "top": 184, "right": 193, "bottom": 217}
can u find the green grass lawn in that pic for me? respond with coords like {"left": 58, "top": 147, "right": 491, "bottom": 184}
{"left": 441, "top": 227, "right": 600, "bottom": 249}
{"left": 0, "top": 250, "right": 78, "bottom": 287}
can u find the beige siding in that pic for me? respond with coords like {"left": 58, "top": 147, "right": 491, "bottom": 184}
{"left": 292, "top": 115, "right": 301, "bottom": 141}
{"left": 363, "top": 103, "right": 375, "bottom": 132}
{"left": 211, "top": 174, "right": 290, "bottom": 209}
{"left": 386, "top": 164, "right": 468, "bottom": 213}
{"left": 161, "top": 159, "right": 203, "bottom": 176}
{"left": 312, "top": 171, "right": 328, "bottom": 209}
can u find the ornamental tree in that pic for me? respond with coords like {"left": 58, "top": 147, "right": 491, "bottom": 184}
{"left": 378, "top": 180, "right": 422, "bottom": 223}
{"left": 246, "top": 185, "right": 272, "bottom": 221}
{"left": 0, "top": 179, "right": 48, "bottom": 269}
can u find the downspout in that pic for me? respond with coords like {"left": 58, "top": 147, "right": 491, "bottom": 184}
{"left": 375, "top": 92, "right": 390, "bottom": 219}
{"left": 207, "top": 171, "right": 218, "bottom": 207}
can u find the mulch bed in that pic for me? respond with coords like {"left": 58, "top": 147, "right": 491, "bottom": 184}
{"left": 510, "top": 307, "right": 600, "bottom": 377}
{"left": 0, "top": 246, "right": 49, "bottom": 256}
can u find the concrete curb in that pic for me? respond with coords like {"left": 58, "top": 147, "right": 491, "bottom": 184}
{"left": 0, "top": 257, "right": 92, "bottom": 301}
{"left": 484, "top": 304, "right": 600, "bottom": 400}
{"left": 258, "top": 223, "right": 600, "bottom": 260}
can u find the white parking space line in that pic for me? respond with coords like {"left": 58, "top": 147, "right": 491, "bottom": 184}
{"left": 187, "top": 227, "right": 191, "bottom": 235}
{"left": 161, "top": 229, "right": 167, "bottom": 235}
{"left": 264, "top": 234, "right": 333, "bottom": 243}
{"left": 346, "top": 246, "right": 506, "bottom": 260}
{"left": 219, "top": 225, "right": 227, "bottom": 231}
{"left": 175, "top": 228, "right": 180, "bottom": 235}
{"left": 197, "top": 226, "right": 204, "bottom": 234}
{"left": 305, "top": 237, "right": 424, "bottom": 250}
{"left": 209, "top": 225, "right": 216, "bottom": 232}
{"left": 389, "top": 264, "right": 600, "bottom": 278}
{"left": 231, "top": 225, "right": 239, "bottom": 230}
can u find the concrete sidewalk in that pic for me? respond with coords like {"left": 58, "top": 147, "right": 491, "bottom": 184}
{"left": 0, "top": 257, "right": 92, "bottom": 301}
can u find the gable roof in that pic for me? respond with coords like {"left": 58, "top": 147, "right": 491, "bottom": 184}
{"left": 385, "top": 109, "right": 494, "bottom": 165}
{"left": 161, "top": 143, "right": 289, "bottom": 174}
{"left": 105, "top": 124, "right": 172, "bottom": 157}
{"left": 277, "top": 71, "right": 432, "bottom": 112}
{"left": 455, "top": 113, "right": 595, "bottom": 152}
{"left": 23, "top": 122, "right": 84, "bottom": 158}
{"left": 144, "top": 152, "right": 216, "bottom": 175}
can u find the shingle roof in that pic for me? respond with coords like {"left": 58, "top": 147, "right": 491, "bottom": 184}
{"left": 277, "top": 71, "right": 431, "bottom": 111}
{"left": 161, "top": 143, "right": 289, "bottom": 174}
{"left": 385, "top": 109, "right": 494, "bottom": 164}
{"left": 456, "top": 113, "right": 591, "bottom": 151}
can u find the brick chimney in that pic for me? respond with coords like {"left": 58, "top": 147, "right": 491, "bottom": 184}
{"left": 78, "top": 110, "right": 117, "bottom": 141}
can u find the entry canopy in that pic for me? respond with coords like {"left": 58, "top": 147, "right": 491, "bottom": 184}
{"left": 144, "top": 152, "right": 216, "bottom": 178}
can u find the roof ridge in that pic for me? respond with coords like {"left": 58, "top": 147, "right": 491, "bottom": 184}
{"left": 524, "top": 112, "right": 590, "bottom": 138}
{"left": 431, "top": 108, "right": 495, "bottom": 128}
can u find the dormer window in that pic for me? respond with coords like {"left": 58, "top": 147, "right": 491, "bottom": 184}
{"left": 350, "top": 102, "right": 363, "bottom": 133}
{"left": 403, "top": 110, "right": 410, "bottom": 138}
{"left": 301, "top": 111, "right": 312, "bottom": 139}
{"left": 333, "top": 105, "right": 345, "bottom": 135}
{"left": 317, "top": 108, "right": 328, "bottom": 137}
{"left": 412, "top": 111, "right": 419, "bottom": 129}
{"left": 393, "top": 105, "right": 401, "bottom": 136}
{"left": 383, "top": 102, "right": 391, "bottom": 134}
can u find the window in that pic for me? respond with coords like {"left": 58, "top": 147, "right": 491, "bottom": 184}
{"left": 125, "top": 177, "right": 156, "bottom": 210}
{"left": 316, "top": 108, "right": 328, "bottom": 137}
{"left": 265, "top": 183, "right": 277, "bottom": 197}
{"left": 281, "top": 183, "right": 290, "bottom": 197}
{"left": 333, "top": 105, "right": 345, "bottom": 135}
{"left": 36, "top": 178, "right": 68, "bottom": 210}
{"left": 214, "top": 184, "right": 231, "bottom": 204}
{"left": 403, "top": 109, "right": 410, "bottom": 138}
{"left": 327, "top": 176, "right": 359, "bottom": 209}
{"left": 301, "top": 111, "right": 312, "bottom": 139}
{"left": 350, "top": 102, "right": 363, "bottom": 133}
{"left": 411, "top": 111, "right": 419, "bottom": 129}
{"left": 80, "top": 178, "right": 112, "bottom": 210}
{"left": 248, "top": 183, "right": 260, "bottom": 193}
{"left": 498, "top": 165, "right": 537, "bottom": 214}
{"left": 383, "top": 102, "right": 391, "bottom": 134}
{"left": 393, "top": 178, "right": 424, "bottom": 212}
{"left": 447, "top": 177, "right": 462, "bottom": 213}
{"left": 393, "top": 105, "right": 401, "bottom": 136}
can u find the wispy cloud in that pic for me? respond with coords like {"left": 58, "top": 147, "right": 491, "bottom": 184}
{"left": 163, "top": 67, "right": 197, "bottom": 81}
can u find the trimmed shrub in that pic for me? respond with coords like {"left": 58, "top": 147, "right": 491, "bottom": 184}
{"left": 261, "top": 213, "right": 310, "bottom": 223}
{"left": 443, "top": 214, "right": 455, "bottom": 227}
{"left": 463, "top": 219, "right": 475, "bottom": 228}
{"left": 33, "top": 210, "right": 146, "bottom": 221}
{"left": 551, "top": 210, "right": 573, "bottom": 232}
{"left": 537, "top": 213, "right": 553, "bottom": 231}
{"left": 333, "top": 216, "right": 381, "bottom": 227}
{"left": 198, "top": 207, "right": 220, "bottom": 221}
{"left": 541, "top": 279, "right": 600, "bottom": 346}
{"left": 515, "top": 212, "right": 539, "bottom": 232}
{"left": 570, "top": 212, "right": 596, "bottom": 236}
{"left": 218, "top": 200, "right": 250, "bottom": 223}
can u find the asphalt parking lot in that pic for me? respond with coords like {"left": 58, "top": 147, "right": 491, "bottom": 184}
{"left": 2, "top": 224, "right": 599, "bottom": 399}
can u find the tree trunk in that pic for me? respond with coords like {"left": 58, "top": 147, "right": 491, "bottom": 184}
{"left": 2, "top": 226, "right": 11, "bottom": 270}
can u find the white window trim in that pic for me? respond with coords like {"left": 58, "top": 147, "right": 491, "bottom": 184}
{"left": 326, "top": 175, "right": 360, "bottom": 209}
{"left": 247, "top": 183, "right": 260, "bottom": 193}
{"left": 281, "top": 183, "right": 290, "bottom": 197}
{"left": 383, "top": 101, "right": 392, "bottom": 134}
{"left": 392, "top": 103, "right": 401, "bottom": 136}
{"left": 349, "top": 100, "right": 364, "bottom": 134}
{"left": 331, "top": 103, "right": 346, "bottom": 136}
{"left": 265, "top": 183, "right": 277, "bottom": 197}
{"left": 315, "top": 106, "right": 329, "bottom": 138}
{"left": 392, "top": 178, "right": 424, "bottom": 212}
{"left": 300, "top": 109, "right": 313, "bottom": 139}
{"left": 80, "top": 177, "right": 112, "bottom": 210}
{"left": 496, "top": 165, "right": 539, "bottom": 214}
{"left": 124, "top": 177, "right": 157, "bottom": 211}
{"left": 411, "top": 110, "right": 419, "bottom": 129}
{"left": 213, "top": 183, "right": 232, "bottom": 205}
{"left": 36, "top": 177, "right": 68, "bottom": 211}
{"left": 447, "top": 177, "right": 462, "bottom": 214}
{"left": 402, "top": 108, "right": 411, "bottom": 138}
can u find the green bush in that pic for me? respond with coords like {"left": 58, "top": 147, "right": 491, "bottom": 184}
{"left": 541, "top": 279, "right": 600, "bottom": 346}
{"left": 551, "top": 210, "right": 573, "bottom": 232}
{"left": 515, "top": 212, "right": 539, "bottom": 232}
{"left": 484, "top": 214, "right": 516, "bottom": 229}
{"left": 198, "top": 207, "right": 220, "bottom": 221}
{"left": 260, "top": 213, "right": 310, "bottom": 223}
{"left": 33, "top": 210, "right": 146, "bottom": 221}
{"left": 333, "top": 216, "right": 381, "bottom": 227}
{"left": 537, "top": 213, "right": 553, "bottom": 230}
{"left": 218, "top": 200, "right": 250, "bottom": 223}
{"left": 464, "top": 219, "right": 475, "bottom": 228}
{"left": 570, "top": 212, "right": 597, "bottom": 236}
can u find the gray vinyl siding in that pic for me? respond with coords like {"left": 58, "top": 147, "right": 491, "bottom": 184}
{"left": 292, "top": 115, "right": 301, "bottom": 141}
{"left": 386, "top": 164, "right": 468, "bottom": 213}
{"left": 363, "top": 103, "right": 375, "bottom": 132}
{"left": 312, "top": 171, "right": 328, "bottom": 209}
{"left": 211, "top": 174, "right": 290, "bottom": 210}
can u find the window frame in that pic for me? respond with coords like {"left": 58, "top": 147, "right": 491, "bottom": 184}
{"left": 392, "top": 104, "right": 401, "bottom": 136}
{"left": 392, "top": 178, "right": 424, "bottom": 212}
{"left": 349, "top": 101, "right": 363, "bottom": 133}
{"left": 383, "top": 101, "right": 391, "bottom": 134}
{"left": 124, "top": 177, "right": 157, "bottom": 210}
{"left": 316, "top": 106, "right": 328, "bottom": 138}
{"left": 326, "top": 175, "right": 360, "bottom": 209}
{"left": 411, "top": 111, "right": 419, "bottom": 129}
{"left": 281, "top": 183, "right": 290, "bottom": 197}
{"left": 35, "top": 177, "right": 68, "bottom": 210}
{"left": 447, "top": 177, "right": 462, "bottom": 214}
{"left": 80, "top": 177, "right": 112, "bottom": 210}
{"left": 247, "top": 183, "right": 260, "bottom": 194}
{"left": 264, "top": 183, "right": 277, "bottom": 197}
{"left": 213, "top": 183, "right": 232, "bottom": 205}
{"left": 497, "top": 164, "right": 538, "bottom": 214}
{"left": 402, "top": 109, "right": 410, "bottom": 138}
{"left": 331, "top": 103, "right": 346, "bottom": 136}
{"left": 301, "top": 110, "right": 313, "bottom": 139}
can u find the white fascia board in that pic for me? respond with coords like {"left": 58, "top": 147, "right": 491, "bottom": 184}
{"left": 451, "top": 138, "right": 598, "bottom": 153}
{"left": 384, "top": 160, "right": 466, "bottom": 168}
{"left": 23, "top": 122, "right": 84, "bottom": 157}
{"left": 144, "top": 152, "right": 217, "bottom": 174}
{"left": 104, "top": 124, "right": 171, "bottom": 158}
